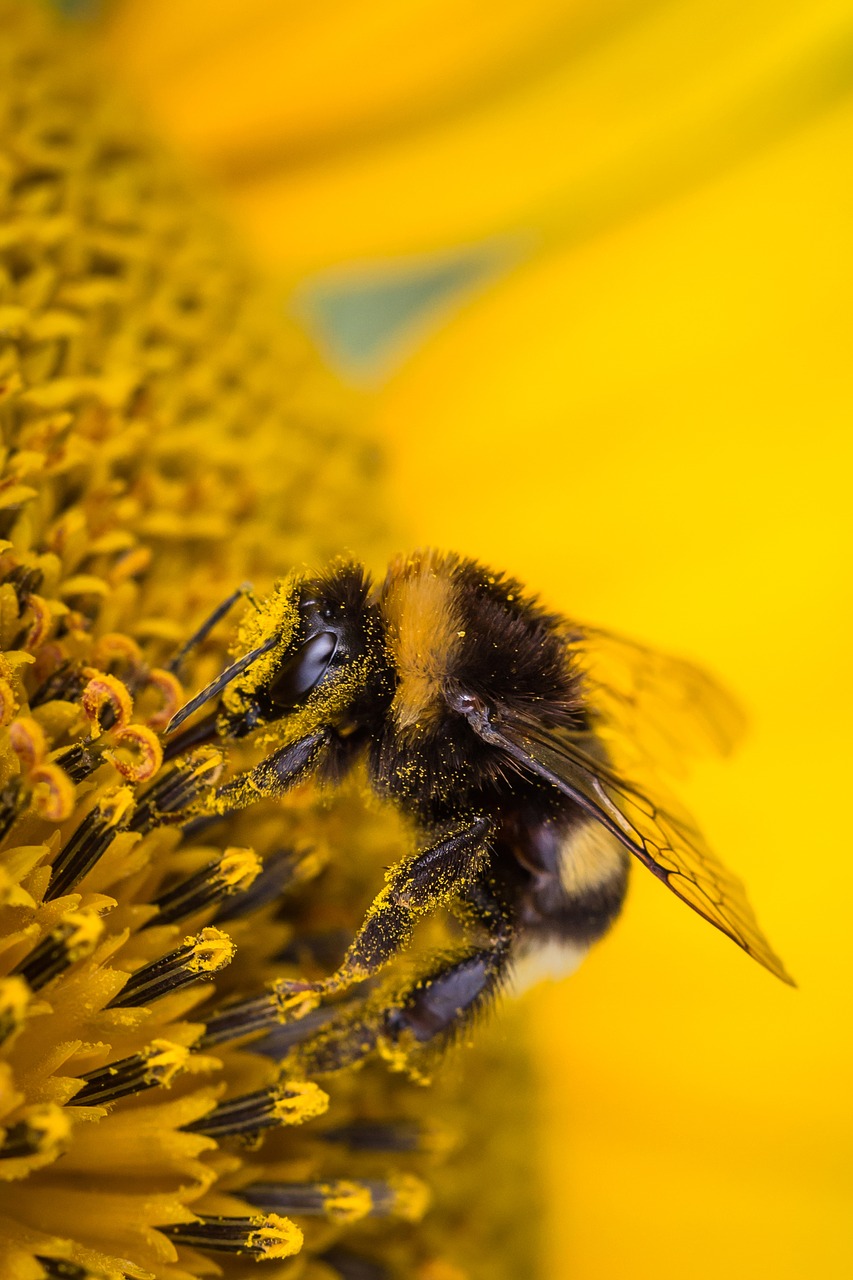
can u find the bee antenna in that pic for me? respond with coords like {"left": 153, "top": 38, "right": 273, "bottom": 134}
{"left": 165, "top": 634, "right": 280, "bottom": 735}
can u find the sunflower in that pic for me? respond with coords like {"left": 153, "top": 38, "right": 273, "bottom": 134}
{"left": 3, "top": 2, "right": 851, "bottom": 1279}
{"left": 0, "top": 4, "right": 541, "bottom": 1278}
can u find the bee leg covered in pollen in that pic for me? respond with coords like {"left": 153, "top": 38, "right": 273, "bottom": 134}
{"left": 291, "top": 877, "right": 517, "bottom": 1076}
{"left": 280, "top": 815, "right": 495, "bottom": 1002}
{"left": 213, "top": 728, "right": 334, "bottom": 811}
{"left": 382, "top": 878, "right": 516, "bottom": 1046}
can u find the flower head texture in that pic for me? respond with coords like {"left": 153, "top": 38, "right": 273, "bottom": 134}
{"left": 0, "top": 5, "right": 540, "bottom": 1278}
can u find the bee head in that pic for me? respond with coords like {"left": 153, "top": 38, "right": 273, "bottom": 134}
{"left": 156, "top": 563, "right": 383, "bottom": 751}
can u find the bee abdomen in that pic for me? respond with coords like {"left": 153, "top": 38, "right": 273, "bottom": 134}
{"left": 522, "top": 817, "right": 629, "bottom": 947}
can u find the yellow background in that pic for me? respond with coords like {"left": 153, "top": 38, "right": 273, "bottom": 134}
{"left": 98, "top": 2, "right": 853, "bottom": 1275}
{"left": 372, "top": 113, "right": 853, "bottom": 1275}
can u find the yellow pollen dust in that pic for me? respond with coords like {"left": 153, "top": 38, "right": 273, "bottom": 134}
{"left": 144, "top": 1040, "right": 191, "bottom": 1089}
{"left": 272, "top": 1080, "right": 330, "bottom": 1125}
{"left": 388, "top": 1173, "right": 432, "bottom": 1222}
{"left": 321, "top": 1181, "right": 374, "bottom": 1224}
{"left": 186, "top": 928, "right": 236, "bottom": 974}
{"left": 217, "top": 846, "right": 262, "bottom": 892}
{"left": 61, "top": 909, "right": 105, "bottom": 962}
{"left": 246, "top": 1214, "right": 304, "bottom": 1260}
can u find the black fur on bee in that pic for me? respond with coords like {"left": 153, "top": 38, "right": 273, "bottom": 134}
{"left": 166, "top": 550, "right": 792, "bottom": 1071}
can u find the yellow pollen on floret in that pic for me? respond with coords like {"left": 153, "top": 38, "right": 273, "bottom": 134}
{"left": 144, "top": 1040, "right": 191, "bottom": 1089}
{"left": 103, "top": 722, "right": 163, "bottom": 781}
{"left": 245, "top": 1214, "right": 304, "bottom": 1260}
{"left": 271, "top": 1080, "right": 330, "bottom": 1126}
{"left": 216, "top": 846, "right": 262, "bottom": 892}
{"left": 97, "top": 786, "right": 136, "bottom": 829}
{"left": 81, "top": 671, "right": 134, "bottom": 737}
{"left": 0, "top": 977, "right": 29, "bottom": 1046}
{"left": 60, "top": 908, "right": 105, "bottom": 963}
{"left": 388, "top": 1172, "right": 432, "bottom": 1222}
{"left": 185, "top": 928, "right": 236, "bottom": 975}
{"left": 320, "top": 1180, "right": 374, "bottom": 1224}
{"left": 0, "top": 1103, "right": 71, "bottom": 1181}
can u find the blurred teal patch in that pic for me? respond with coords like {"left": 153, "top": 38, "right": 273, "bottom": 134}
{"left": 294, "top": 245, "right": 518, "bottom": 384}
{"left": 49, "top": 0, "right": 101, "bottom": 14}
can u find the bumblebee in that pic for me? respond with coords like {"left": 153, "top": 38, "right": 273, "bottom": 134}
{"left": 167, "top": 550, "right": 792, "bottom": 1063}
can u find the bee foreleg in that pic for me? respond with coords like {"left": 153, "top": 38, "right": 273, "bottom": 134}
{"left": 280, "top": 815, "right": 494, "bottom": 999}
{"left": 212, "top": 729, "right": 333, "bottom": 814}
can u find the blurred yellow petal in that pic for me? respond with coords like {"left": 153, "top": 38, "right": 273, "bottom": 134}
{"left": 102, "top": 0, "right": 853, "bottom": 278}
{"left": 100, "top": 0, "right": 596, "bottom": 162}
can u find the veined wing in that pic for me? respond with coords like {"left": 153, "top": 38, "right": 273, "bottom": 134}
{"left": 567, "top": 624, "right": 746, "bottom": 775}
{"left": 455, "top": 696, "right": 792, "bottom": 986}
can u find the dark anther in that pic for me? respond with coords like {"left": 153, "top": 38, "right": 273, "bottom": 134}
{"left": 11, "top": 913, "right": 101, "bottom": 993}
{"left": 241, "top": 1180, "right": 372, "bottom": 1220}
{"left": 129, "top": 750, "right": 221, "bottom": 834}
{"left": 34, "top": 1259, "right": 90, "bottom": 1280}
{"left": 157, "top": 1214, "right": 296, "bottom": 1258}
{"left": 45, "top": 800, "right": 132, "bottom": 900}
{"left": 182, "top": 1087, "right": 287, "bottom": 1138}
{"left": 199, "top": 991, "right": 284, "bottom": 1049}
{"left": 107, "top": 928, "right": 233, "bottom": 1008}
{"left": 0, "top": 778, "right": 24, "bottom": 842}
{"left": 319, "top": 1119, "right": 425, "bottom": 1153}
{"left": 260, "top": 1005, "right": 364, "bottom": 1060}
{"left": 161, "top": 709, "right": 218, "bottom": 762}
{"left": 143, "top": 849, "right": 259, "bottom": 927}
{"left": 29, "top": 662, "right": 87, "bottom": 709}
{"left": 51, "top": 743, "right": 98, "bottom": 784}
{"left": 0, "top": 1119, "right": 47, "bottom": 1160}
{"left": 69, "top": 1042, "right": 187, "bottom": 1106}
{"left": 183, "top": 1080, "right": 326, "bottom": 1139}
{"left": 213, "top": 846, "right": 316, "bottom": 922}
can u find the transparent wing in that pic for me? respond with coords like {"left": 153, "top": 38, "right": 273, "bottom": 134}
{"left": 463, "top": 703, "right": 793, "bottom": 986}
{"left": 567, "top": 625, "right": 747, "bottom": 776}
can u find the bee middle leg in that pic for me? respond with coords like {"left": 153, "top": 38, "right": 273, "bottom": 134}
{"left": 382, "top": 878, "right": 515, "bottom": 1048}
{"left": 282, "top": 814, "right": 495, "bottom": 1000}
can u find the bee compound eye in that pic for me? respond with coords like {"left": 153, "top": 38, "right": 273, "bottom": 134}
{"left": 267, "top": 631, "right": 338, "bottom": 710}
